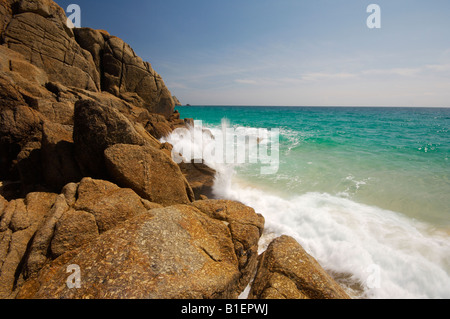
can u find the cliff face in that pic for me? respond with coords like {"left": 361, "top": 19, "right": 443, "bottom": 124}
{"left": 1, "top": 0, "right": 174, "bottom": 117}
{"left": 0, "top": 0, "right": 349, "bottom": 300}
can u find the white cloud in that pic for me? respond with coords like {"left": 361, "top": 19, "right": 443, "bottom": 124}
{"left": 301, "top": 72, "right": 358, "bottom": 82}
{"left": 234, "top": 79, "right": 258, "bottom": 85}
{"left": 424, "top": 63, "right": 450, "bottom": 72}
{"left": 362, "top": 68, "right": 421, "bottom": 77}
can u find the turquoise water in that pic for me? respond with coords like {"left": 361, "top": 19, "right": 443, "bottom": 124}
{"left": 169, "top": 106, "right": 450, "bottom": 298}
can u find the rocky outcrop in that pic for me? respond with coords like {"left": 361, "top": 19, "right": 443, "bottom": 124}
{"left": 73, "top": 27, "right": 175, "bottom": 119}
{"left": 249, "top": 236, "right": 350, "bottom": 299}
{"left": 172, "top": 96, "right": 181, "bottom": 106}
{"left": 0, "top": 0, "right": 183, "bottom": 194}
{"left": 0, "top": 191, "right": 58, "bottom": 298}
{"left": 41, "top": 122, "right": 82, "bottom": 191}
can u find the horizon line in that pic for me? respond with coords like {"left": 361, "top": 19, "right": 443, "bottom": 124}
{"left": 176, "top": 105, "right": 450, "bottom": 108}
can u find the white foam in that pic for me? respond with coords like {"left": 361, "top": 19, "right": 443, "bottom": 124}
{"left": 214, "top": 179, "right": 450, "bottom": 299}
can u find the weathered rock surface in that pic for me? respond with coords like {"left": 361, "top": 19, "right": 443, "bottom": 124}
{"left": 104, "top": 143, "right": 194, "bottom": 206}
{"left": 0, "top": 0, "right": 183, "bottom": 192}
{"left": 248, "top": 236, "right": 350, "bottom": 299}
{"left": 0, "top": 76, "right": 45, "bottom": 149}
{"left": 50, "top": 209, "right": 98, "bottom": 259}
{"left": 143, "top": 113, "right": 173, "bottom": 139}
{"left": 72, "top": 177, "right": 153, "bottom": 234}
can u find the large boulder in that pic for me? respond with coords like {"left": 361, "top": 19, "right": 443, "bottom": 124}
{"left": 72, "top": 177, "right": 154, "bottom": 234}
{"left": 0, "top": 176, "right": 164, "bottom": 299}
{"left": 248, "top": 236, "right": 350, "bottom": 299}
{"left": 16, "top": 204, "right": 259, "bottom": 299}
{"left": 142, "top": 113, "right": 173, "bottom": 140}
{"left": 104, "top": 143, "right": 194, "bottom": 206}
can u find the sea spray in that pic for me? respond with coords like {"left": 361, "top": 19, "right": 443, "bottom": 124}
{"left": 165, "top": 119, "right": 280, "bottom": 175}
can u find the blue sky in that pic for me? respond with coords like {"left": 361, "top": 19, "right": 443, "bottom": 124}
{"left": 55, "top": 0, "right": 450, "bottom": 107}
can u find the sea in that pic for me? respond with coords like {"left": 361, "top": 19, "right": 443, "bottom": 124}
{"left": 162, "top": 106, "right": 450, "bottom": 299}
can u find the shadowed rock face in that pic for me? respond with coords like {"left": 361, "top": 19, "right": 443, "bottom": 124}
{"left": 179, "top": 161, "right": 217, "bottom": 200}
